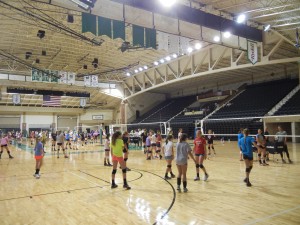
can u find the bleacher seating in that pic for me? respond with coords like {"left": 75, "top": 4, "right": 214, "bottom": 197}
{"left": 210, "top": 79, "right": 298, "bottom": 119}
{"left": 274, "top": 89, "right": 300, "bottom": 115}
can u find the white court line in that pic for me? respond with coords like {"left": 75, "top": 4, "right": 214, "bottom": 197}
{"left": 244, "top": 205, "right": 300, "bottom": 225}
{"left": 69, "top": 171, "right": 102, "bottom": 187}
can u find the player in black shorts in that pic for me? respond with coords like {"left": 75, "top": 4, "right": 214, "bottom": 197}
{"left": 51, "top": 131, "right": 57, "bottom": 151}
{"left": 122, "top": 131, "right": 131, "bottom": 171}
{"left": 141, "top": 129, "right": 147, "bottom": 154}
{"left": 207, "top": 130, "right": 216, "bottom": 155}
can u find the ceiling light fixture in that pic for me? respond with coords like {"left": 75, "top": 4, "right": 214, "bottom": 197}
{"left": 126, "top": 72, "right": 130, "bottom": 76}
{"left": 154, "top": 61, "right": 159, "bottom": 65}
{"left": 195, "top": 43, "right": 202, "bottom": 50}
{"left": 213, "top": 36, "right": 220, "bottom": 42}
{"left": 237, "top": 14, "right": 246, "bottom": 24}
{"left": 165, "top": 56, "right": 171, "bottom": 61}
{"left": 187, "top": 47, "right": 193, "bottom": 53}
{"left": 172, "top": 53, "right": 177, "bottom": 58}
{"left": 139, "top": 67, "right": 143, "bottom": 71}
{"left": 224, "top": 31, "right": 231, "bottom": 38}
{"left": 160, "top": 59, "right": 165, "bottom": 63}
{"left": 264, "top": 24, "right": 271, "bottom": 31}
{"left": 144, "top": 65, "right": 148, "bottom": 69}
{"left": 159, "top": 0, "right": 177, "bottom": 7}
{"left": 134, "top": 69, "right": 139, "bottom": 73}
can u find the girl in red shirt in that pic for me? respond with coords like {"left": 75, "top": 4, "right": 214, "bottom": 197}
{"left": 193, "top": 130, "right": 209, "bottom": 181}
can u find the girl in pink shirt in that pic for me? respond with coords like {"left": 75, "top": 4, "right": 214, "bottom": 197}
{"left": 0, "top": 134, "right": 14, "bottom": 159}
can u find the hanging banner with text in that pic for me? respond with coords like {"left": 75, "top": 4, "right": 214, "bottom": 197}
{"left": 247, "top": 41, "right": 258, "bottom": 65}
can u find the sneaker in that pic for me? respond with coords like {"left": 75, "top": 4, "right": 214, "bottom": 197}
{"left": 111, "top": 184, "right": 118, "bottom": 189}
{"left": 57, "top": 155, "right": 59, "bottom": 158}
{"left": 194, "top": 177, "right": 200, "bottom": 181}
{"left": 64, "top": 155, "right": 69, "bottom": 158}
{"left": 123, "top": 184, "right": 131, "bottom": 190}
{"left": 35, "top": 174, "right": 40, "bottom": 179}
{"left": 146, "top": 157, "right": 151, "bottom": 160}
{"left": 266, "top": 157, "right": 269, "bottom": 161}
{"left": 288, "top": 159, "right": 293, "bottom": 163}
{"left": 126, "top": 167, "right": 131, "bottom": 171}
{"left": 239, "top": 159, "right": 243, "bottom": 161}
{"left": 159, "top": 155, "right": 162, "bottom": 160}
{"left": 243, "top": 178, "right": 248, "bottom": 183}
{"left": 177, "top": 186, "right": 181, "bottom": 192}
{"left": 107, "top": 163, "right": 112, "bottom": 167}
{"left": 263, "top": 163, "right": 269, "bottom": 166}
{"left": 204, "top": 174, "right": 209, "bottom": 181}
{"left": 246, "top": 181, "right": 252, "bottom": 187}
{"left": 183, "top": 188, "right": 188, "bottom": 193}
{"left": 9, "top": 155, "right": 14, "bottom": 159}
{"left": 164, "top": 176, "right": 171, "bottom": 180}
{"left": 104, "top": 163, "right": 108, "bottom": 166}
{"left": 170, "top": 174, "right": 176, "bottom": 178}
{"left": 282, "top": 159, "right": 286, "bottom": 163}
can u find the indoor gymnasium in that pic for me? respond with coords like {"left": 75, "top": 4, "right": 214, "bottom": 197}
{"left": 0, "top": 0, "right": 300, "bottom": 224}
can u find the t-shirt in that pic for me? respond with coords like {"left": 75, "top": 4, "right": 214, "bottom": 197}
{"left": 156, "top": 134, "right": 162, "bottom": 144}
{"left": 34, "top": 141, "right": 43, "bottom": 156}
{"left": 104, "top": 139, "right": 110, "bottom": 150}
{"left": 193, "top": 137, "right": 206, "bottom": 154}
{"left": 164, "top": 141, "right": 173, "bottom": 157}
{"left": 176, "top": 142, "right": 192, "bottom": 165}
{"left": 256, "top": 134, "right": 265, "bottom": 146}
{"left": 276, "top": 131, "right": 287, "bottom": 142}
{"left": 146, "top": 136, "right": 151, "bottom": 146}
{"left": 57, "top": 133, "right": 65, "bottom": 144}
{"left": 111, "top": 139, "right": 124, "bottom": 157}
{"left": 1, "top": 136, "right": 9, "bottom": 145}
{"left": 141, "top": 133, "right": 147, "bottom": 142}
{"left": 151, "top": 134, "right": 156, "bottom": 144}
{"left": 238, "top": 136, "right": 254, "bottom": 157}
{"left": 123, "top": 136, "right": 129, "bottom": 148}
{"left": 237, "top": 133, "right": 244, "bottom": 147}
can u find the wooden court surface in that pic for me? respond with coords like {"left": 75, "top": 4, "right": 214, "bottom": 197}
{"left": 0, "top": 140, "right": 299, "bottom": 225}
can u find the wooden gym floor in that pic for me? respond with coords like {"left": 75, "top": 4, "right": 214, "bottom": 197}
{"left": 0, "top": 140, "right": 299, "bottom": 225}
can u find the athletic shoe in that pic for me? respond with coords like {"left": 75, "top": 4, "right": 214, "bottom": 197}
{"left": 107, "top": 163, "right": 112, "bottom": 167}
{"left": 57, "top": 155, "right": 59, "bottom": 158}
{"left": 194, "top": 177, "right": 200, "bottom": 181}
{"left": 123, "top": 184, "right": 131, "bottom": 190}
{"left": 164, "top": 176, "right": 171, "bottom": 180}
{"left": 288, "top": 159, "right": 293, "bottom": 163}
{"left": 146, "top": 157, "right": 151, "bottom": 160}
{"left": 204, "top": 174, "right": 209, "bottom": 181}
{"left": 183, "top": 188, "right": 188, "bottom": 193}
{"left": 263, "top": 163, "right": 269, "bottom": 166}
{"left": 282, "top": 159, "right": 286, "bottom": 163}
{"left": 104, "top": 163, "right": 108, "bottom": 166}
{"left": 159, "top": 155, "right": 162, "bottom": 160}
{"left": 64, "top": 155, "right": 69, "bottom": 158}
{"left": 266, "top": 157, "right": 269, "bottom": 161}
{"left": 239, "top": 159, "right": 243, "bottom": 161}
{"left": 171, "top": 174, "right": 176, "bottom": 178}
{"left": 111, "top": 184, "right": 118, "bottom": 189}
{"left": 246, "top": 181, "right": 252, "bottom": 187}
{"left": 243, "top": 178, "right": 247, "bottom": 183}
{"left": 35, "top": 174, "right": 40, "bottom": 179}
{"left": 126, "top": 167, "right": 131, "bottom": 171}
{"left": 9, "top": 155, "right": 13, "bottom": 159}
{"left": 177, "top": 186, "right": 181, "bottom": 192}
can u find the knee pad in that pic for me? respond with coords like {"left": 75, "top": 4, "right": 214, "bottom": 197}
{"left": 196, "top": 164, "right": 200, "bottom": 168}
{"left": 212, "top": 146, "right": 214, "bottom": 150}
{"left": 147, "top": 150, "right": 152, "bottom": 153}
{"left": 112, "top": 169, "right": 117, "bottom": 174}
{"left": 258, "top": 154, "right": 261, "bottom": 157}
{"left": 122, "top": 168, "right": 127, "bottom": 174}
{"left": 245, "top": 168, "right": 251, "bottom": 173}
{"left": 199, "top": 164, "right": 204, "bottom": 168}
{"left": 167, "top": 165, "right": 172, "bottom": 168}
{"left": 208, "top": 147, "right": 210, "bottom": 150}
{"left": 124, "top": 158, "right": 128, "bottom": 162}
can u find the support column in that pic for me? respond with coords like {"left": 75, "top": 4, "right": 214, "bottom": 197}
{"left": 291, "top": 122, "right": 296, "bottom": 143}
{"left": 21, "top": 113, "right": 27, "bottom": 137}
{"left": 298, "top": 62, "right": 300, "bottom": 84}
{"left": 53, "top": 113, "right": 57, "bottom": 131}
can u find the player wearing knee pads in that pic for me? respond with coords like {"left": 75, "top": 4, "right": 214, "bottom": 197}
{"left": 193, "top": 130, "right": 209, "bottom": 181}
{"left": 163, "top": 135, "right": 175, "bottom": 179}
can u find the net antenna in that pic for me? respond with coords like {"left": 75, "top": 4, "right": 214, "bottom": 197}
{"left": 109, "top": 122, "right": 169, "bottom": 135}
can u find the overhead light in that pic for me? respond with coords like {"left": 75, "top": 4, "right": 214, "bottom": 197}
{"left": 187, "top": 47, "right": 193, "bottom": 53}
{"left": 154, "top": 61, "right": 159, "bottom": 65}
{"left": 213, "top": 36, "right": 220, "bottom": 42}
{"left": 237, "top": 14, "right": 246, "bottom": 24}
{"left": 172, "top": 53, "right": 177, "bottom": 58}
{"left": 139, "top": 67, "right": 143, "bottom": 71}
{"left": 224, "top": 31, "right": 231, "bottom": 38}
{"left": 70, "top": 0, "right": 90, "bottom": 10}
{"left": 195, "top": 43, "right": 202, "bottom": 50}
{"left": 134, "top": 69, "right": 139, "bottom": 73}
{"left": 83, "top": 65, "right": 87, "bottom": 69}
{"left": 160, "top": 59, "right": 165, "bottom": 63}
{"left": 264, "top": 24, "right": 271, "bottom": 31}
{"left": 165, "top": 56, "right": 171, "bottom": 61}
{"left": 159, "top": 0, "right": 177, "bottom": 7}
{"left": 143, "top": 65, "right": 148, "bottom": 69}
{"left": 126, "top": 72, "right": 130, "bottom": 76}
{"left": 36, "top": 59, "right": 40, "bottom": 64}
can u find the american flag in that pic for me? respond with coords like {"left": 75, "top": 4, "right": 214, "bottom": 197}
{"left": 43, "top": 95, "right": 61, "bottom": 107}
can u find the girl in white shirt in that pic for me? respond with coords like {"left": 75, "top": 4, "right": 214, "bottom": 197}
{"left": 162, "top": 135, "right": 175, "bottom": 179}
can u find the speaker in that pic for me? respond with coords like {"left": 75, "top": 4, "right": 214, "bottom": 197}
{"left": 67, "top": 14, "right": 74, "bottom": 23}
{"left": 136, "top": 110, "right": 140, "bottom": 119}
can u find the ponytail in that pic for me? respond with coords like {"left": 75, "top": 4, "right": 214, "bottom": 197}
{"left": 243, "top": 128, "right": 249, "bottom": 144}
{"left": 112, "top": 131, "right": 121, "bottom": 146}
